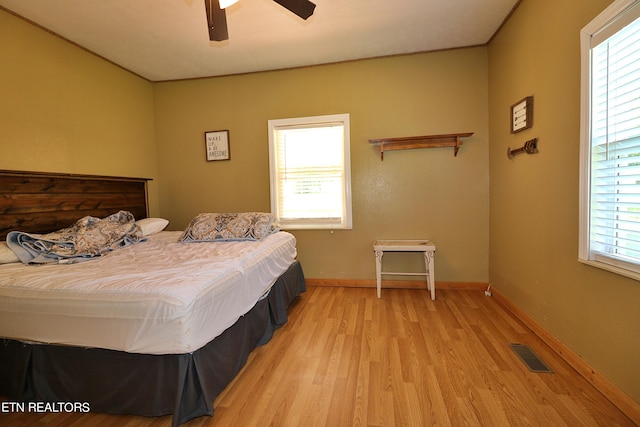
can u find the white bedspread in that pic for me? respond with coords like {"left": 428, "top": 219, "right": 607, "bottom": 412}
{"left": 0, "top": 231, "right": 297, "bottom": 354}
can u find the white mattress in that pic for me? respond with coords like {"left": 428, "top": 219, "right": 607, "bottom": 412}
{"left": 0, "top": 231, "right": 297, "bottom": 354}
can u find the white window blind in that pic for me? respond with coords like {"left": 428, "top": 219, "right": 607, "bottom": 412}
{"left": 580, "top": 0, "right": 640, "bottom": 277}
{"left": 268, "top": 114, "right": 352, "bottom": 229}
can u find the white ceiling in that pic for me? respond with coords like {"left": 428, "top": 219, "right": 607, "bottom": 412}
{"left": 0, "top": 0, "right": 519, "bottom": 82}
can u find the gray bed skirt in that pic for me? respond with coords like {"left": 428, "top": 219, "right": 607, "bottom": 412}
{"left": 0, "top": 260, "right": 306, "bottom": 426}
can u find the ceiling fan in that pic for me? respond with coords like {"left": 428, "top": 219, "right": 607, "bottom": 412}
{"left": 205, "top": 0, "right": 316, "bottom": 41}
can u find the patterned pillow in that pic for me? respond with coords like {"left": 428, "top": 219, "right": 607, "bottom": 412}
{"left": 179, "top": 212, "right": 279, "bottom": 242}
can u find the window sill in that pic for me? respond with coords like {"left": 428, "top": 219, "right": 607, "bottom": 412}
{"left": 578, "top": 258, "right": 640, "bottom": 282}
{"left": 279, "top": 224, "right": 352, "bottom": 230}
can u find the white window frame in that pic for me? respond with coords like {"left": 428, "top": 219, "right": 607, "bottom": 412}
{"left": 268, "top": 113, "right": 353, "bottom": 230}
{"left": 579, "top": 0, "right": 640, "bottom": 279}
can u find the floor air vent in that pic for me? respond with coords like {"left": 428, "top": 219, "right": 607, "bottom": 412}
{"left": 509, "top": 343, "right": 553, "bottom": 373}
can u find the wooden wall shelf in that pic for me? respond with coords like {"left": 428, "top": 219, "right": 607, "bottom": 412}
{"left": 368, "top": 132, "right": 473, "bottom": 160}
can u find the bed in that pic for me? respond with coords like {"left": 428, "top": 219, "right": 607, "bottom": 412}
{"left": 0, "top": 170, "right": 306, "bottom": 426}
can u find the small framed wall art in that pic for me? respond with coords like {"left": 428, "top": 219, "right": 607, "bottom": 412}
{"left": 511, "top": 96, "right": 533, "bottom": 133}
{"left": 204, "top": 130, "right": 230, "bottom": 161}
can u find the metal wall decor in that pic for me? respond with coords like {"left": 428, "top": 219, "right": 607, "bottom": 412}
{"left": 507, "top": 138, "right": 539, "bottom": 159}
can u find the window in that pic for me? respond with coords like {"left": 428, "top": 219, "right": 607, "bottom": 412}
{"left": 268, "top": 114, "right": 352, "bottom": 230}
{"left": 579, "top": 0, "right": 640, "bottom": 278}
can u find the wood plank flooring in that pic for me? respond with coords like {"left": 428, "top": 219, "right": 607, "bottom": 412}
{"left": 1, "top": 286, "right": 635, "bottom": 426}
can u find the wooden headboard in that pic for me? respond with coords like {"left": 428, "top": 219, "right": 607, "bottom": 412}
{"left": 0, "top": 170, "right": 151, "bottom": 240}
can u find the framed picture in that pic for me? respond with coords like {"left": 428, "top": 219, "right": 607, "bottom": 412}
{"left": 204, "top": 130, "right": 230, "bottom": 161}
{"left": 511, "top": 96, "right": 533, "bottom": 133}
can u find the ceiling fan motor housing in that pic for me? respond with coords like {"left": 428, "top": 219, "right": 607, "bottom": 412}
{"left": 205, "top": 0, "right": 316, "bottom": 42}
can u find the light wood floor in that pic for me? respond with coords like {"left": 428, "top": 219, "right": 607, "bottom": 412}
{"left": 1, "top": 286, "right": 635, "bottom": 426}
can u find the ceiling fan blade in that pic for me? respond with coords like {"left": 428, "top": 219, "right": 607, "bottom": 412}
{"left": 273, "top": 0, "right": 316, "bottom": 20}
{"left": 204, "top": 0, "right": 229, "bottom": 41}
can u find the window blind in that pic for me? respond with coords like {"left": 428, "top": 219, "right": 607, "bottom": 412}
{"left": 269, "top": 115, "right": 352, "bottom": 229}
{"left": 589, "top": 7, "right": 640, "bottom": 267}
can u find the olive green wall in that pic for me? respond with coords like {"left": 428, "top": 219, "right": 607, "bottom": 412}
{"left": 488, "top": 0, "right": 640, "bottom": 403}
{"left": 153, "top": 49, "right": 490, "bottom": 283}
{"left": 0, "top": 9, "right": 160, "bottom": 214}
